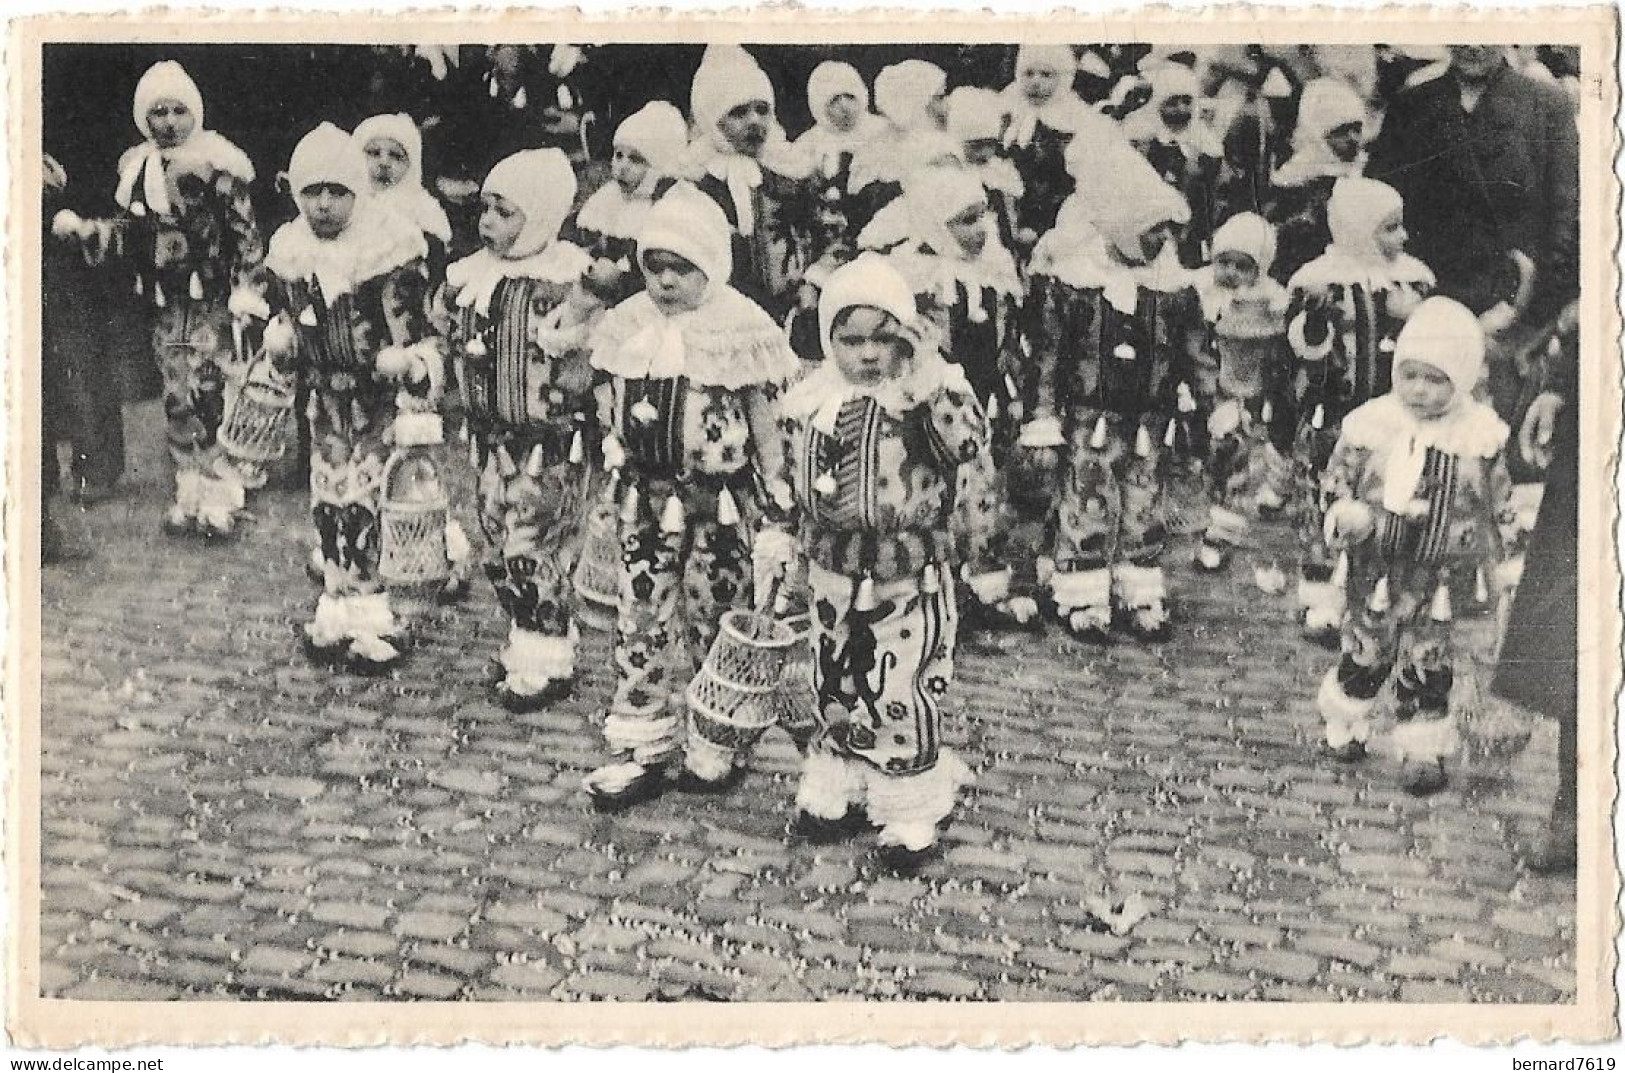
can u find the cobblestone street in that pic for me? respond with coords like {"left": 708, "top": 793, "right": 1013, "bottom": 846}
{"left": 37, "top": 400, "right": 1576, "bottom": 1004}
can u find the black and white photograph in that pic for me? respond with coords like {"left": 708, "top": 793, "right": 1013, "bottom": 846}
{"left": 12, "top": 12, "right": 1616, "bottom": 1045}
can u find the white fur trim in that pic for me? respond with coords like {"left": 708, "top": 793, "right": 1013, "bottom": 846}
{"left": 1388, "top": 715, "right": 1459, "bottom": 763}
{"left": 1018, "top": 416, "right": 1066, "bottom": 449}
{"left": 1286, "top": 309, "right": 1336, "bottom": 363}
{"left": 1206, "top": 505, "right": 1250, "bottom": 545}
{"left": 604, "top": 710, "right": 682, "bottom": 765}
{"left": 966, "top": 567, "right": 1013, "bottom": 605}
{"left": 1317, "top": 667, "right": 1373, "bottom": 745}
{"left": 228, "top": 286, "right": 271, "bottom": 321}
{"left": 867, "top": 750, "right": 972, "bottom": 850}
{"left": 1340, "top": 394, "right": 1509, "bottom": 460}
{"left": 194, "top": 473, "right": 245, "bottom": 529}
{"left": 795, "top": 752, "right": 866, "bottom": 820}
{"left": 684, "top": 735, "right": 736, "bottom": 782}
{"left": 1112, "top": 563, "right": 1166, "bottom": 609}
{"left": 1297, "top": 578, "right": 1343, "bottom": 614}
{"left": 445, "top": 519, "right": 471, "bottom": 565}
{"left": 1051, "top": 567, "right": 1111, "bottom": 612}
{"left": 393, "top": 411, "right": 443, "bottom": 447}
{"left": 583, "top": 760, "right": 651, "bottom": 796}
{"left": 502, "top": 624, "right": 577, "bottom": 692}
{"left": 307, "top": 593, "right": 353, "bottom": 647}
{"left": 174, "top": 470, "right": 205, "bottom": 513}
{"left": 347, "top": 592, "right": 398, "bottom": 641}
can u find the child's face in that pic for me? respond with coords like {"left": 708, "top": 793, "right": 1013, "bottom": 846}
{"left": 610, "top": 145, "right": 651, "bottom": 194}
{"left": 642, "top": 249, "right": 709, "bottom": 314}
{"left": 1212, "top": 250, "right": 1260, "bottom": 290}
{"left": 146, "top": 98, "right": 197, "bottom": 150}
{"left": 1395, "top": 358, "right": 1456, "bottom": 421}
{"left": 718, "top": 100, "right": 772, "bottom": 158}
{"left": 1325, "top": 120, "right": 1364, "bottom": 164}
{"left": 364, "top": 137, "right": 411, "bottom": 190}
{"left": 1019, "top": 66, "right": 1061, "bottom": 107}
{"left": 824, "top": 93, "right": 861, "bottom": 133}
{"left": 298, "top": 183, "right": 357, "bottom": 239}
{"left": 1158, "top": 93, "right": 1194, "bottom": 132}
{"left": 945, "top": 200, "right": 989, "bottom": 258}
{"left": 962, "top": 137, "right": 1001, "bottom": 166}
{"left": 478, "top": 192, "right": 528, "bottom": 256}
{"left": 829, "top": 306, "right": 910, "bottom": 386}
{"left": 1374, "top": 208, "right": 1408, "bottom": 261}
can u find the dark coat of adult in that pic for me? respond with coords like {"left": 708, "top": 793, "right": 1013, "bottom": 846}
{"left": 1490, "top": 325, "right": 1577, "bottom": 727}
{"left": 1367, "top": 58, "right": 1578, "bottom": 322}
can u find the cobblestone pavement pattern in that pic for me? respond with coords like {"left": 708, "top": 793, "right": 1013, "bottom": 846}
{"left": 38, "top": 402, "right": 1575, "bottom": 1003}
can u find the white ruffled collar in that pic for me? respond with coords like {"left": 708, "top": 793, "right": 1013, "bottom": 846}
{"left": 115, "top": 131, "right": 255, "bottom": 216}
{"left": 264, "top": 200, "right": 427, "bottom": 298}
{"left": 1042, "top": 241, "right": 1194, "bottom": 313}
{"left": 446, "top": 241, "right": 589, "bottom": 317}
{"left": 574, "top": 183, "right": 653, "bottom": 242}
{"left": 1288, "top": 246, "right": 1436, "bottom": 295}
{"left": 1341, "top": 393, "right": 1509, "bottom": 461}
{"left": 783, "top": 351, "right": 967, "bottom": 433}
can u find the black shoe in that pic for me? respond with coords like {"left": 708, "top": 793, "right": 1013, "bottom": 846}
{"left": 298, "top": 628, "right": 349, "bottom": 669}
{"left": 787, "top": 808, "right": 872, "bottom": 844}
{"left": 1526, "top": 819, "right": 1577, "bottom": 875}
{"left": 494, "top": 676, "right": 575, "bottom": 713}
{"left": 1399, "top": 759, "right": 1448, "bottom": 796}
{"left": 586, "top": 764, "right": 669, "bottom": 812}
{"left": 874, "top": 841, "right": 940, "bottom": 876}
{"left": 674, "top": 765, "right": 748, "bottom": 796}
{"left": 1321, "top": 739, "right": 1367, "bottom": 764}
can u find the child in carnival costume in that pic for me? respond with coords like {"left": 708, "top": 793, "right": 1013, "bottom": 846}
{"left": 255, "top": 122, "right": 447, "bottom": 674}
{"left": 870, "top": 60, "right": 959, "bottom": 184}
{"left": 1192, "top": 212, "right": 1292, "bottom": 572}
{"left": 442, "top": 148, "right": 598, "bottom": 710}
{"left": 1267, "top": 78, "right": 1368, "bottom": 283}
{"left": 1001, "top": 45, "right": 1121, "bottom": 254}
{"left": 683, "top": 45, "right": 811, "bottom": 323}
{"left": 1316, "top": 298, "right": 1515, "bottom": 794}
{"left": 582, "top": 183, "right": 801, "bottom": 807}
{"left": 564, "top": 101, "right": 688, "bottom": 309}
{"left": 1285, "top": 177, "right": 1434, "bottom": 645}
{"left": 762, "top": 255, "right": 997, "bottom": 872}
{"left": 353, "top": 113, "right": 454, "bottom": 286}
{"left": 1018, "top": 145, "right": 1206, "bottom": 643}
{"left": 1122, "top": 62, "right": 1225, "bottom": 268}
{"left": 945, "top": 87, "right": 1026, "bottom": 262}
{"left": 114, "top": 60, "right": 262, "bottom": 538}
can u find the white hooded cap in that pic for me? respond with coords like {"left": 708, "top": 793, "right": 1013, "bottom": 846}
{"left": 482, "top": 148, "right": 579, "bottom": 259}
{"left": 1393, "top": 296, "right": 1486, "bottom": 398}
{"left": 818, "top": 253, "right": 920, "bottom": 359}
{"left": 637, "top": 181, "right": 734, "bottom": 291}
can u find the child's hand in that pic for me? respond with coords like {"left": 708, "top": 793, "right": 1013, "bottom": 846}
{"left": 1323, "top": 498, "right": 1375, "bottom": 547}
{"left": 1518, "top": 391, "right": 1564, "bottom": 470}
{"left": 50, "top": 209, "right": 86, "bottom": 241}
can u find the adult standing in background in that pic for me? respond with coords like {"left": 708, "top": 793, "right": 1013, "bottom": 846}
{"left": 1368, "top": 45, "right": 1578, "bottom": 439}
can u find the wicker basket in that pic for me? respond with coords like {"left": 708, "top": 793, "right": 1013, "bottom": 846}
{"left": 572, "top": 490, "right": 621, "bottom": 631}
{"left": 685, "top": 608, "right": 798, "bottom": 754}
{"left": 769, "top": 613, "right": 819, "bottom": 747}
{"left": 218, "top": 358, "right": 295, "bottom": 467}
{"left": 378, "top": 452, "right": 450, "bottom": 586}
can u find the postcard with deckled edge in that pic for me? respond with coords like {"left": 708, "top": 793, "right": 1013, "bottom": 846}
{"left": 5, "top": 5, "right": 1620, "bottom": 1047}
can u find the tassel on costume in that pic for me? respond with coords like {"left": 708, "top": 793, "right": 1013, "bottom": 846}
{"left": 468, "top": 438, "right": 480, "bottom": 471}
{"left": 495, "top": 445, "right": 517, "bottom": 477}
{"left": 1311, "top": 404, "right": 1325, "bottom": 431}
{"left": 602, "top": 433, "right": 626, "bottom": 471}
{"left": 1176, "top": 382, "right": 1197, "bottom": 414}
{"left": 660, "top": 493, "right": 685, "bottom": 535}
{"left": 133, "top": 275, "right": 144, "bottom": 297}
{"left": 1135, "top": 425, "right": 1154, "bottom": 458}
{"left": 1430, "top": 581, "right": 1453, "bottom": 623}
{"left": 189, "top": 271, "right": 204, "bottom": 301}
{"left": 854, "top": 573, "right": 877, "bottom": 613}
{"left": 1368, "top": 576, "right": 1391, "bottom": 613}
{"left": 716, "top": 487, "right": 740, "bottom": 526}
{"left": 1089, "top": 416, "right": 1109, "bottom": 450}
{"left": 1474, "top": 567, "right": 1489, "bottom": 604}
{"left": 921, "top": 563, "right": 940, "bottom": 594}
{"left": 1329, "top": 551, "right": 1350, "bottom": 590}
{"left": 1163, "top": 419, "right": 1178, "bottom": 450}
{"left": 620, "top": 484, "right": 642, "bottom": 524}
{"left": 299, "top": 306, "right": 318, "bottom": 327}
{"left": 1261, "top": 399, "right": 1274, "bottom": 424}
{"left": 986, "top": 395, "right": 1000, "bottom": 422}
{"left": 523, "top": 445, "right": 546, "bottom": 478}
{"left": 465, "top": 337, "right": 488, "bottom": 357}
{"left": 153, "top": 281, "right": 167, "bottom": 308}
{"left": 568, "top": 430, "right": 585, "bottom": 465}
{"left": 130, "top": 201, "right": 147, "bottom": 218}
